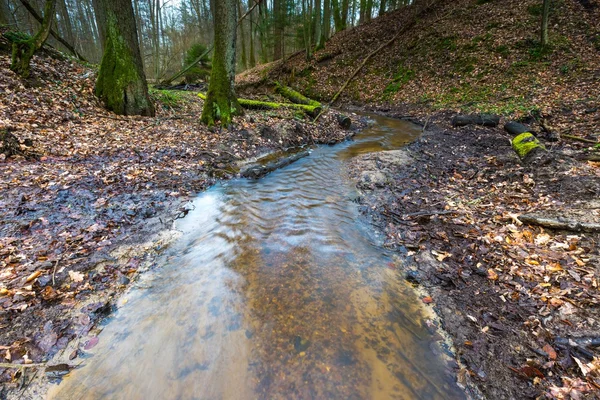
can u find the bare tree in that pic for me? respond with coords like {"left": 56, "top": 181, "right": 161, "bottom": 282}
{"left": 201, "top": 0, "right": 242, "bottom": 126}
{"left": 9, "top": 0, "right": 56, "bottom": 78}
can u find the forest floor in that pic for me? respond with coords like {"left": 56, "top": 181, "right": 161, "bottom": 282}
{"left": 0, "top": 51, "right": 358, "bottom": 392}
{"left": 236, "top": 0, "right": 600, "bottom": 398}
{"left": 346, "top": 108, "right": 600, "bottom": 399}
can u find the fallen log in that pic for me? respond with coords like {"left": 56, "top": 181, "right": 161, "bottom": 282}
{"left": 451, "top": 114, "right": 500, "bottom": 127}
{"left": 274, "top": 82, "right": 321, "bottom": 107}
{"left": 240, "top": 150, "right": 309, "bottom": 179}
{"left": 337, "top": 114, "right": 351, "bottom": 129}
{"left": 512, "top": 132, "right": 546, "bottom": 163}
{"left": 504, "top": 121, "right": 531, "bottom": 136}
{"left": 518, "top": 214, "right": 600, "bottom": 233}
{"left": 197, "top": 93, "right": 321, "bottom": 117}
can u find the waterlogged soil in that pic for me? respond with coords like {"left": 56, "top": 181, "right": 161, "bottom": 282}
{"left": 347, "top": 109, "right": 600, "bottom": 399}
{"left": 20, "top": 115, "right": 468, "bottom": 399}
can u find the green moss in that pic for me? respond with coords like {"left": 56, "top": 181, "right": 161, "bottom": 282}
{"left": 150, "top": 89, "right": 185, "bottom": 109}
{"left": 198, "top": 93, "right": 321, "bottom": 117}
{"left": 512, "top": 132, "right": 546, "bottom": 159}
{"left": 383, "top": 65, "right": 415, "bottom": 96}
{"left": 494, "top": 45, "right": 510, "bottom": 57}
{"left": 527, "top": 3, "right": 543, "bottom": 15}
{"left": 96, "top": 13, "right": 154, "bottom": 116}
{"left": 275, "top": 82, "right": 321, "bottom": 107}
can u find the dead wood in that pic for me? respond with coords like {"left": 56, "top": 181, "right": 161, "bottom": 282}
{"left": 518, "top": 214, "right": 600, "bottom": 233}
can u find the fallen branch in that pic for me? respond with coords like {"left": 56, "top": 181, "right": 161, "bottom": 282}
{"left": 0, "top": 362, "right": 45, "bottom": 369}
{"left": 562, "top": 134, "right": 599, "bottom": 145}
{"left": 518, "top": 214, "right": 600, "bottom": 233}
{"left": 404, "top": 210, "right": 462, "bottom": 218}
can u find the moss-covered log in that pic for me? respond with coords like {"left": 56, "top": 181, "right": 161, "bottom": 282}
{"left": 512, "top": 132, "right": 547, "bottom": 162}
{"left": 9, "top": 0, "right": 56, "bottom": 78}
{"left": 275, "top": 82, "right": 321, "bottom": 107}
{"left": 198, "top": 93, "right": 321, "bottom": 117}
{"left": 95, "top": 0, "right": 154, "bottom": 116}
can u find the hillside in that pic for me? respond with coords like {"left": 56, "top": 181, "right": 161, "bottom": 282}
{"left": 239, "top": 0, "right": 599, "bottom": 138}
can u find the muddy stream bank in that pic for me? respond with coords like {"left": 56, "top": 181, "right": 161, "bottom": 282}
{"left": 39, "top": 114, "right": 465, "bottom": 399}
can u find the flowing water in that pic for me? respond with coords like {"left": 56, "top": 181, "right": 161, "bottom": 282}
{"left": 49, "top": 115, "right": 465, "bottom": 400}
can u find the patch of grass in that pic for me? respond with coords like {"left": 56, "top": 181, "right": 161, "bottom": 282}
{"left": 592, "top": 35, "right": 600, "bottom": 51}
{"left": 436, "top": 35, "right": 458, "bottom": 51}
{"left": 485, "top": 22, "right": 500, "bottom": 30}
{"left": 527, "top": 3, "right": 543, "bottom": 16}
{"left": 454, "top": 56, "right": 478, "bottom": 74}
{"left": 528, "top": 43, "right": 553, "bottom": 61}
{"left": 383, "top": 65, "right": 415, "bottom": 96}
{"left": 494, "top": 45, "right": 510, "bottom": 57}
{"left": 150, "top": 89, "right": 185, "bottom": 109}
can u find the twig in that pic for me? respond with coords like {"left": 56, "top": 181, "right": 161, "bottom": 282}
{"left": 422, "top": 116, "right": 431, "bottom": 133}
{"left": 404, "top": 210, "right": 461, "bottom": 218}
{"left": 562, "top": 134, "right": 598, "bottom": 145}
{"left": 0, "top": 363, "right": 45, "bottom": 369}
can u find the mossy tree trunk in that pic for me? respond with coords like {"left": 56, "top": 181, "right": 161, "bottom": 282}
{"left": 94, "top": 0, "right": 155, "bottom": 116}
{"left": 10, "top": 0, "right": 56, "bottom": 78}
{"left": 201, "top": 0, "right": 242, "bottom": 126}
{"left": 541, "top": 0, "right": 550, "bottom": 47}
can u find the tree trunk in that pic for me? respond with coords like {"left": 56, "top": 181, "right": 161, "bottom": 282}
{"left": 10, "top": 0, "right": 56, "bottom": 78}
{"left": 378, "top": 0, "right": 387, "bottom": 16}
{"left": 201, "top": 0, "right": 242, "bottom": 126}
{"left": 322, "top": 0, "right": 330, "bottom": 42}
{"left": 365, "top": 0, "right": 372, "bottom": 21}
{"left": 541, "top": 0, "right": 550, "bottom": 47}
{"left": 359, "top": 0, "right": 366, "bottom": 24}
{"left": 17, "top": 0, "right": 86, "bottom": 61}
{"left": 273, "top": 0, "right": 284, "bottom": 60}
{"left": 332, "top": 0, "right": 342, "bottom": 31}
{"left": 314, "top": 0, "right": 322, "bottom": 49}
{"left": 57, "top": 0, "right": 74, "bottom": 45}
{"left": 94, "top": 0, "right": 155, "bottom": 116}
{"left": 341, "top": 0, "right": 349, "bottom": 28}
{"left": 237, "top": 0, "right": 247, "bottom": 69}
{"left": 0, "top": 0, "right": 14, "bottom": 25}
{"left": 248, "top": 0, "right": 256, "bottom": 67}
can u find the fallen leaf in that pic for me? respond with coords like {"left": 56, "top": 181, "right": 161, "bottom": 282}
{"left": 68, "top": 271, "right": 84, "bottom": 283}
{"left": 543, "top": 344, "right": 557, "bottom": 360}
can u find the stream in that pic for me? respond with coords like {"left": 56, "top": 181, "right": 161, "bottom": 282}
{"left": 49, "top": 114, "right": 465, "bottom": 399}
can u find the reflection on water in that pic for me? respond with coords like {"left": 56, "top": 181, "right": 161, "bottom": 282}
{"left": 50, "top": 115, "right": 464, "bottom": 399}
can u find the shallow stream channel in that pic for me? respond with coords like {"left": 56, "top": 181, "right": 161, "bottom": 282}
{"left": 49, "top": 114, "right": 466, "bottom": 399}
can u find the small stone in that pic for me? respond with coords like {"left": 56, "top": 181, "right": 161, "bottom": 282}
{"left": 405, "top": 270, "right": 421, "bottom": 285}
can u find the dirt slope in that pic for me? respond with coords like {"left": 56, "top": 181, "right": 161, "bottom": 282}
{"left": 239, "top": 0, "right": 599, "bottom": 139}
